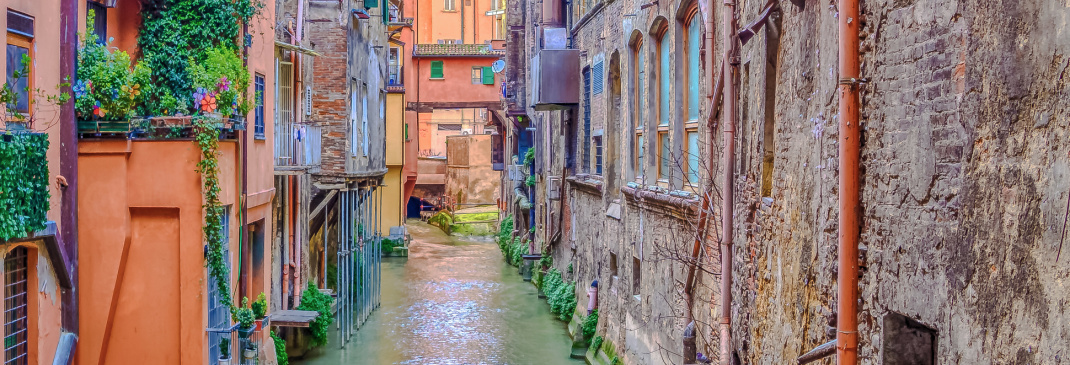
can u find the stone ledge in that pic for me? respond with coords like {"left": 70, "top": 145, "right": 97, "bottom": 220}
{"left": 621, "top": 184, "right": 700, "bottom": 215}
{"left": 566, "top": 175, "right": 603, "bottom": 195}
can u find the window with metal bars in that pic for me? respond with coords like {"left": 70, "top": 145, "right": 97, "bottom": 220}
{"left": 437, "top": 123, "right": 462, "bottom": 131}
{"left": 254, "top": 74, "right": 265, "bottom": 139}
{"left": 207, "top": 207, "right": 231, "bottom": 364}
{"left": 4, "top": 246, "right": 28, "bottom": 365}
{"left": 581, "top": 67, "right": 591, "bottom": 174}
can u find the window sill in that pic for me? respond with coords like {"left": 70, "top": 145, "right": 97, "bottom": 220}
{"left": 566, "top": 174, "right": 602, "bottom": 195}
{"left": 441, "top": 9, "right": 458, "bottom": 12}
{"left": 622, "top": 182, "right": 700, "bottom": 215}
{"left": 429, "top": 77, "right": 445, "bottom": 80}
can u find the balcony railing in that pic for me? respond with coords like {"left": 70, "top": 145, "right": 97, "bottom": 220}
{"left": 274, "top": 122, "right": 321, "bottom": 168}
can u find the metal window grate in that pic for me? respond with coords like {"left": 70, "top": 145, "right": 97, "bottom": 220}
{"left": 437, "top": 123, "right": 462, "bottom": 131}
{"left": 4, "top": 247, "right": 28, "bottom": 365}
{"left": 207, "top": 207, "right": 231, "bottom": 364}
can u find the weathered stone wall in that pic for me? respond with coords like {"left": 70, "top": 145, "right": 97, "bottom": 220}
{"left": 728, "top": 0, "right": 1070, "bottom": 364}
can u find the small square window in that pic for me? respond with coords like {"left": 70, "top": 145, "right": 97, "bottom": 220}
{"left": 471, "top": 66, "right": 482, "bottom": 84}
{"left": 593, "top": 135, "right": 603, "bottom": 175}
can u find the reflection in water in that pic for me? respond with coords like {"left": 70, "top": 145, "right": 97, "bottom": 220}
{"left": 293, "top": 220, "right": 583, "bottom": 365}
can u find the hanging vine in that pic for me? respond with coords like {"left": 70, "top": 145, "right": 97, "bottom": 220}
{"left": 194, "top": 116, "right": 231, "bottom": 307}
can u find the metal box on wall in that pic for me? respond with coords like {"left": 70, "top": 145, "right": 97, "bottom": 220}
{"left": 530, "top": 49, "right": 580, "bottom": 110}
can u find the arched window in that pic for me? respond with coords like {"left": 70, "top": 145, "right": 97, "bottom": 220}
{"left": 631, "top": 37, "right": 645, "bottom": 181}
{"left": 683, "top": 11, "right": 702, "bottom": 184}
{"left": 656, "top": 28, "right": 671, "bottom": 182}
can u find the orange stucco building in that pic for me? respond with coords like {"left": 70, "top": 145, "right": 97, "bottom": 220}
{"left": 73, "top": 0, "right": 278, "bottom": 364}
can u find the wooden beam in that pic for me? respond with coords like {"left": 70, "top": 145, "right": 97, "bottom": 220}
{"left": 309, "top": 190, "right": 337, "bottom": 224}
{"left": 98, "top": 235, "right": 132, "bottom": 365}
{"left": 406, "top": 101, "right": 503, "bottom": 112}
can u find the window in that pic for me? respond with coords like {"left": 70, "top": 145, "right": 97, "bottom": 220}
{"left": 430, "top": 60, "right": 444, "bottom": 79}
{"left": 592, "top": 59, "right": 604, "bottom": 95}
{"left": 444, "top": 0, "right": 455, "bottom": 11}
{"left": 471, "top": 67, "right": 481, "bottom": 84}
{"left": 656, "top": 31, "right": 670, "bottom": 181}
{"left": 632, "top": 40, "right": 645, "bottom": 180}
{"left": 86, "top": 2, "right": 107, "bottom": 43}
{"left": 581, "top": 67, "right": 591, "bottom": 174}
{"left": 388, "top": 46, "right": 401, "bottom": 85}
{"left": 6, "top": 11, "right": 34, "bottom": 115}
{"left": 684, "top": 14, "right": 701, "bottom": 183}
{"left": 254, "top": 74, "right": 265, "bottom": 139}
{"left": 207, "top": 207, "right": 231, "bottom": 364}
{"left": 4, "top": 246, "right": 29, "bottom": 365}
{"left": 437, "top": 123, "right": 462, "bottom": 131}
{"left": 278, "top": 62, "right": 293, "bottom": 125}
{"left": 593, "top": 135, "right": 603, "bottom": 175}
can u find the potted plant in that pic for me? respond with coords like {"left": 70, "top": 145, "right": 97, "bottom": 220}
{"left": 218, "top": 337, "right": 231, "bottom": 365}
{"left": 187, "top": 46, "right": 250, "bottom": 128}
{"left": 251, "top": 292, "right": 268, "bottom": 330}
{"left": 74, "top": 10, "right": 147, "bottom": 134}
{"left": 233, "top": 297, "right": 256, "bottom": 339}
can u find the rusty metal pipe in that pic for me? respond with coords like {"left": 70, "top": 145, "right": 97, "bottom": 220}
{"left": 836, "top": 0, "right": 861, "bottom": 363}
{"left": 720, "top": 0, "right": 738, "bottom": 364}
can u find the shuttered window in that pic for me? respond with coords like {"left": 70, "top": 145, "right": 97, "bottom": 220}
{"left": 481, "top": 66, "right": 494, "bottom": 84}
{"left": 430, "top": 61, "right": 444, "bottom": 79}
{"left": 592, "top": 60, "right": 604, "bottom": 95}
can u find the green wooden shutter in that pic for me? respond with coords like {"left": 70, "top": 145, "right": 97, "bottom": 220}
{"left": 482, "top": 66, "right": 494, "bottom": 84}
{"left": 430, "top": 61, "right": 444, "bottom": 79}
{"left": 364, "top": 0, "right": 378, "bottom": 8}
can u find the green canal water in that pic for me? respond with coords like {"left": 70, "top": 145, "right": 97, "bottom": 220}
{"left": 292, "top": 220, "right": 583, "bottom": 365}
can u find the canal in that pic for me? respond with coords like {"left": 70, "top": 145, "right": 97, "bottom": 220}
{"left": 293, "top": 219, "right": 583, "bottom": 365}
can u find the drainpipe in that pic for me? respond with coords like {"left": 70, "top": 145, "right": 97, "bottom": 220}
{"left": 719, "top": 0, "right": 737, "bottom": 364}
{"left": 59, "top": 0, "right": 78, "bottom": 335}
{"left": 836, "top": 0, "right": 861, "bottom": 363}
{"left": 240, "top": 22, "right": 251, "bottom": 301}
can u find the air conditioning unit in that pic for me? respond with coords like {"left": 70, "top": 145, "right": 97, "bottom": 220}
{"left": 508, "top": 165, "right": 522, "bottom": 181}
{"left": 547, "top": 176, "right": 561, "bottom": 200}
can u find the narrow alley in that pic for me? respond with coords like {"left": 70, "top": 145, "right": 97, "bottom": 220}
{"left": 293, "top": 220, "right": 583, "bottom": 365}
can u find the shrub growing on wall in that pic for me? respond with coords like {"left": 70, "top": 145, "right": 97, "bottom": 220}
{"left": 295, "top": 284, "right": 334, "bottom": 348}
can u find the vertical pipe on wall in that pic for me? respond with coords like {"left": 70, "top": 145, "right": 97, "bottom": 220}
{"left": 836, "top": 0, "right": 861, "bottom": 363}
{"left": 283, "top": 177, "right": 291, "bottom": 309}
{"left": 336, "top": 190, "right": 344, "bottom": 347}
{"left": 719, "top": 0, "right": 737, "bottom": 364}
{"left": 59, "top": 0, "right": 79, "bottom": 334}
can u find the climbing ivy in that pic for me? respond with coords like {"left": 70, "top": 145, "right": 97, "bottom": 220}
{"left": 0, "top": 134, "right": 49, "bottom": 241}
{"left": 194, "top": 117, "right": 231, "bottom": 309}
{"left": 137, "top": 0, "right": 263, "bottom": 116}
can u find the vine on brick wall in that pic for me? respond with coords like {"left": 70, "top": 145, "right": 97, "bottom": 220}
{"left": 194, "top": 117, "right": 232, "bottom": 308}
{"left": 0, "top": 134, "right": 50, "bottom": 241}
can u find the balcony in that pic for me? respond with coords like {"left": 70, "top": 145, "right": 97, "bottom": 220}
{"left": 274, "top": 122, "right": 321, "bottom": 169}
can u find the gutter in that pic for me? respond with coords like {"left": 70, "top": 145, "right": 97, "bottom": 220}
{"left": 59, "top": 0, "right": 79, "bottom": 336}
{"left": 836, "top": 0, "right": 862, "bottom": 363}
{"left": 719, "top": 1, "right": 738, "bottom": 364}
